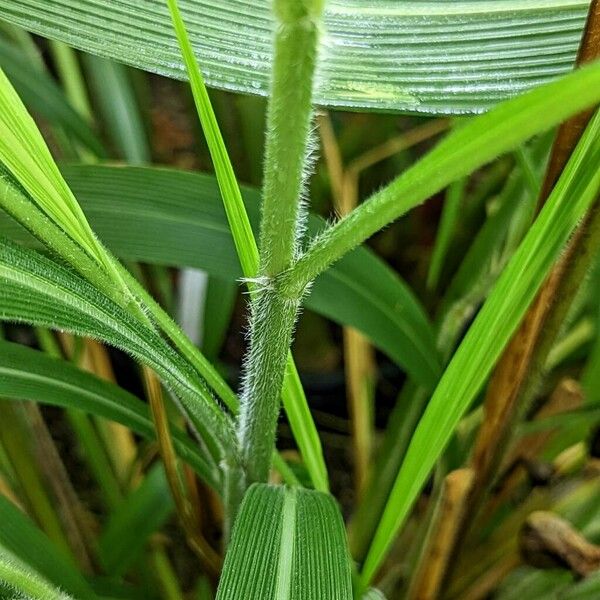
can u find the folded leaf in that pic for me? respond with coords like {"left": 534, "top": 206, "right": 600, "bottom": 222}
{"left": 0, "top": 1, "right": 588, "bottom": 114}
{"left": 216, "top": 484, "right": 352, "bottom": 599}
{"left": 0, "top": 238, "right": 234, "bottom": 472}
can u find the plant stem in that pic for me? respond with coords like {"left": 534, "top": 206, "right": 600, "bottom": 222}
{"left": 238, "top": 0, "right": 324, "bottom": 486}
{"left": 144, "top": 367, "right": 222, "bottom": 577}
{"left": 279, "top": 62, "right": 600, "bottom": 299}
{"left": 258, "top": 1, "right": 322, "bottom": 276}
{"left": 165, "top": 0, "right": 329, "bottom": 493}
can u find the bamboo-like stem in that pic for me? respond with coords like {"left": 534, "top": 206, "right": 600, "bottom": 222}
{"left": 237, "top": 0, "right": 325, "bottom": 486}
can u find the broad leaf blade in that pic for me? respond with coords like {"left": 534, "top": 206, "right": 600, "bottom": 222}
{"left": 0, "top": 1, "right": 589, "bottom": 114}
{"left": 216, "top": 484, "right": 352, "bottom": 599}
{"left": 0, "top": 339, "right": 217, "bottom": 487}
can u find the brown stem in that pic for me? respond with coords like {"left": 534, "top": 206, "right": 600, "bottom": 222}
{"left": 23, "top": 403, "right": 96, "bottom": 572}
{"left": 143, "top": 367, "right": 222, "bottom": 578}
{"left": 408, "top": 469, "right": 475, "bottom": 600}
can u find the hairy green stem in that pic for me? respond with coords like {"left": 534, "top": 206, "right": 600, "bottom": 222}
{"left": 258, "top": 0, "right": 322, "bottom": 275}
{"left": 166, "top": 0, "right": 328, "bottom": 492}
{"left": 239, "top": 288, "right": 302, "bottom": 485}
{"left": 279, "top": 62, "right": 600, "bottom": 298}
{"left": 238, "top": 0, "right": 324, "bottom": 485}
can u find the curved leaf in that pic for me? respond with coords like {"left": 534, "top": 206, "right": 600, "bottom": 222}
{"left": 0, "top": 550, "right": 73, "bottom": 600}
{"left": 216, "top": 483, "right": 352, "bottom": 599}
{"left": 0, "top": 339, "right": 219, "bottom": 488}
{"left": 0, "top": 238, "right": 234, "bottom": 473}
{"left": 0, "top": 164, "right": 440, "bottom": 388}
{"left": 0, "top": 1, "right": 589, "bottom": 114}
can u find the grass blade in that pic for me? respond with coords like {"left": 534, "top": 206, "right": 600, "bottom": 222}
{"left": 2, "top": 163, "right": 441, "bottom": 389}
{"left": 98, "top": 464, "right": 174, "bottom": 575}
{"left": 0, "top": 37, "right": 105, "bottom": 156}
{"left": 0, "top": 238, "right": 234, "bottom": 476}
{"left": 82, "top": 55, "right": 151, "bottom": 164}
{"left": 160, "top": 0, "right": 325, "bottom": 491}
{"left": 282, "top": 59, "right": 600, "bottom": 295}
{"left": 359, "top": 109, "right": 600, "bottom": 586}
{"left": 0, "top": 67, "right": 111, "bottom": 271}
{"left": 0, "top": 495, "right": 94, "bottom": 599}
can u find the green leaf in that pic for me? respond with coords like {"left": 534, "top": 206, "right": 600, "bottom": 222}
{"left": 0, "top": 66, "right": 239, "bottom": 420}
{"left": 427, "top": 177, "right": 465, "bottom": 292}
{"left": 0, "top": 164, "right": 440, "bottom": 388}
{"left": 98, "top": 465, "right": 174, "bottom": 576}
{"left": 202, "top": 276, "right": 237, "bottom": 359}
{"left": 495, "top": 567, "right": 573, "bottom": 600}
{"left": 0, "top": 37, "right": 105, "bottom": 157}
{"left": 283, "top": 60, "right": 600, "bottom": 295}
{"left": 0, "top": 495, "right": 94, "bottom": 599}
{"left": 216, "top": 484, "right": 352, "bottom": 599}
{"left": 436, "top": 137, "right": 547, "bottom": 352}
{"left": 0, "top": 1, "right": 589, "bottom": 114}
{"left": 0, "top": 67, "right": 111, "bottom": 271}
{"left": 0, "top": 549, "right": 73, "bottom": 600}
{"left": 165, "top": 0, "right": 257, "bottom": 279}
{"left": 0, "top": 238, "right": 234, "bottom": 474}
{"left": 0, "top": 339, "right": 218, "bottom": 488}
{"left": 360, "top": 108, "right": 600, "bottom": 586}
{"left": 560, "top": 571, "right": 600, "bottom": 599}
